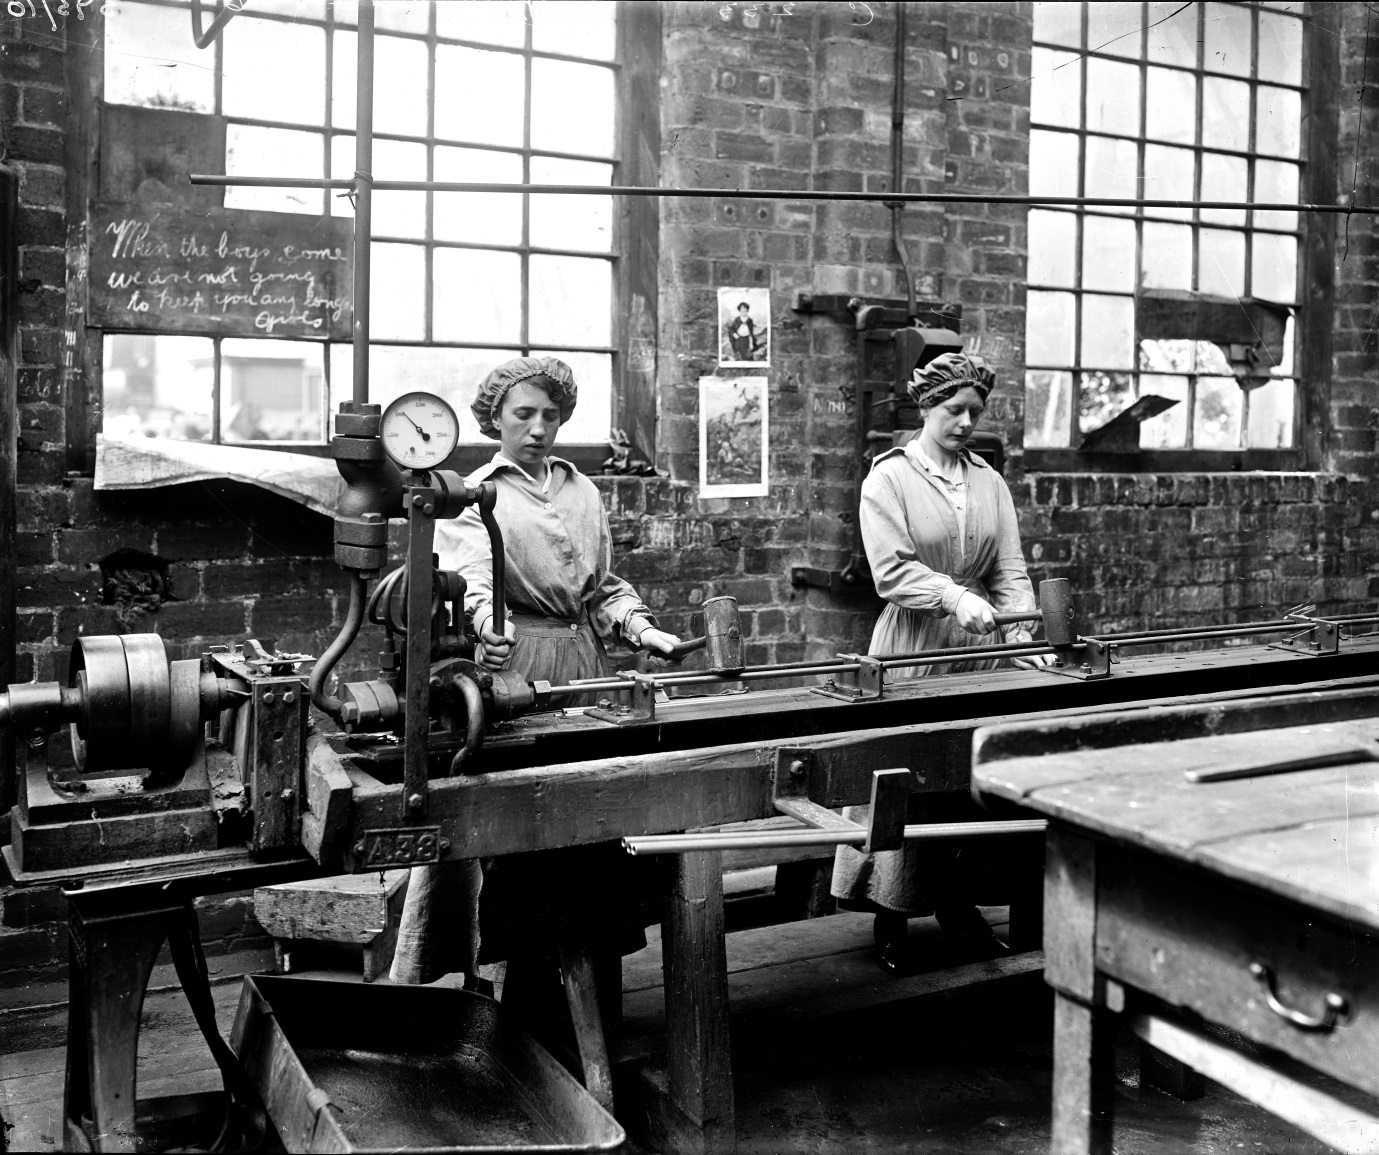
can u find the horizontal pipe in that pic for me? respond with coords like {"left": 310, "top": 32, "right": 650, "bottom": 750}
{"left": 185, "top": 174, "right": 1379, "bottom": 215}
{"left": 623, "top": 819, "right": 1049, "bottom": 855}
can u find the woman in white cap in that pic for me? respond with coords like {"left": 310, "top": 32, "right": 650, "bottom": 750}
{"left": 391, "top": 356, "right": 677, "bottom": 987}
{"left": 831, "top": 352, "right": 1050, "bottom": 972}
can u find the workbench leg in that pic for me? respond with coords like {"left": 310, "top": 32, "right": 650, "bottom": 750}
{"left": 1052, "top": 993, "right": 1116, "bottom": 1155}
{"left": 559, "top": 938, "right": 615, "bottom": 1114}
{"left": 658, "top": 850, "right": 735, "bottom": 1155}
{"left": 63, "top": 906, "right": 173, "bottom": 1153}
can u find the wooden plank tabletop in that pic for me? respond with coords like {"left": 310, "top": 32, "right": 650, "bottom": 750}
{"left": 972, "top": 704, "right": 1379, "bottom": 932}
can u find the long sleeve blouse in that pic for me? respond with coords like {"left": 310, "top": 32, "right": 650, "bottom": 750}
{"left": 434, "top": 453, "right": 654, "bottom": 645}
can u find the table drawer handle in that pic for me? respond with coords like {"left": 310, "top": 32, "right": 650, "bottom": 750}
{"left": 1249, "top": 962, "right": 1348, "bottom": 1033}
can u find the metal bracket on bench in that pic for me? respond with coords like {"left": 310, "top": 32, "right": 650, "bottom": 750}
{"left": 1043, "top": 638, "right": 1113, "bottom": 681}
{"left": 1269, "top": 619, "right": 1341, "bottom": 657}
{"left": 585, "top": 673, "right": 658, "bottom": 726}
{"left": 810, "top": 654, "right": 885, "bottom": 702}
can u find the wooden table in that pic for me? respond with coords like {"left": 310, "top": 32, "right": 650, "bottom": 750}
{"left": 971, "top": 685, "right": 1379, "bottom": 1154}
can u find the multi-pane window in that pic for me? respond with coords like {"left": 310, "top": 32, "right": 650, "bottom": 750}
{"left": 101, "top": 0, "right": 618, "bottom": 446}
{"left": 1024, "top": 1, "right": 1305, "bottom": 453}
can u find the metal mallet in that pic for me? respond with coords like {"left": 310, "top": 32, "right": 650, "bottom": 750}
{"left": 991, "top": 578, "right": 1076, "bottom": 646}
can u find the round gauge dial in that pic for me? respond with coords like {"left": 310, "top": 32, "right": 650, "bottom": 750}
{"left": 380, "top": 392, "right": 460, "bottom": 471}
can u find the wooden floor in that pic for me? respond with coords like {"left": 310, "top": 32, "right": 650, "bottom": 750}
{"left": 0, "top": 906, "right": 1340, "bottom": 1154}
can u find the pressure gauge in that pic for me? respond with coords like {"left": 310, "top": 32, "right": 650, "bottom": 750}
{"left": 380, "top": 392, "right": 460, "bottom": 471}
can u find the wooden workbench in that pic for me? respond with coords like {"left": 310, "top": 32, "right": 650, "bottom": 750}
{"left": 972, "top": 686, "right": 1379, "bottom": 1154}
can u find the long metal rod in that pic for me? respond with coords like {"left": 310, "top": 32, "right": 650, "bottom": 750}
{"left": 351, "top": 0, "right": 374, "bottom": 406}
{"left": 186, "top": 175, "right": 1379, "bottom": 216}
{"left": 624, "top": 819, "right": 1049, "bottom": 856}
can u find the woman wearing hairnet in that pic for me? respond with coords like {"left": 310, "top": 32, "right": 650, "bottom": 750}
{"left": 390, "top": 356, "right": 677, "bottom": 987}
{"left": 830, "top": 352, "right": 1051, "bottom": 972}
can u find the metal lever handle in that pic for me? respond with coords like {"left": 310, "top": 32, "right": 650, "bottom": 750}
{"left": 1249, "top": 962, "right": 1348, "bottom": 1032}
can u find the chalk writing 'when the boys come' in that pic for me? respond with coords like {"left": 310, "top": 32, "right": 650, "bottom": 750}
{"left": 102, "top": 217, "right": 349, "bottom": 335}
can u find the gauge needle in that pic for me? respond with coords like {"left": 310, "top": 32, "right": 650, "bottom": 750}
{"left": 401, "top": 412, "right": 431, "bottom": 441}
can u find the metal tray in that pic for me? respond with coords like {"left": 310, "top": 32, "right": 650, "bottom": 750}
{"left": 230, "top": 975, "right": 625, "bottom": 1153}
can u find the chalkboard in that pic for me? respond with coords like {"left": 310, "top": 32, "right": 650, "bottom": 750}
{"left": 88, "top": 204, "right": 353, "bottom": 341}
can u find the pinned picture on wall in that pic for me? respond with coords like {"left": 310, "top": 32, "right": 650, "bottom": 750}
{"left": 699, "top": 376, "right": 769, "bottom": 498}
{"left": 717, "top": 287, "right": 771, "bottom": 368}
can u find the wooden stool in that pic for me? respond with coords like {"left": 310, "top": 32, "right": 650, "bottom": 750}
{"left": 253, "top": 871, "right": 409, "bottom": 982}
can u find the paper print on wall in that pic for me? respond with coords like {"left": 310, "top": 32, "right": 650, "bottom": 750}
{"left": 717, "top": 287, "right": 770, "bottom": 369}
{"left": 699, "top": 376, "right": 769, "bottom": 498}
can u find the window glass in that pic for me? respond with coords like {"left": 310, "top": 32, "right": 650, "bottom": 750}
{"left": 1145, "top": 68, "right": 1197, "bottom": 145}
{"left": 1201, "top": 76, "right": 1250, "bottom": 151}
{"left": 374, "top": 0, "right": 431, "bottom": 34}
{"left": 436, "top": 0, "right": 528, "bottom": 46}
{"left": 1146, "top": 1, "right": 1199, "bottom": 69}
{"left": 219, "top": 338, "right": 326, "bottom": 442}
{"left": 374, "top": 34, "right": 430, "bottom": 137}
{"left": 1087, "top": 2, "right": 1142, "bottom": 57}
{"left": 1080, "top": 371, "right": 1135, "bottom": 434}
{"left": 1024, "top": 371, "right": 1075, "bottom": 447}
{"left": 102, "top": 334, "right": 215, "bottom": 441}
{"left": 531, "top": 59, "right": 616, "bottom": 157}
{"left": 1256, "top": 86, "right": 1301, "bottom": 158}
{"left": 1030, "top": 48, "right": 1082, "bottom": 128}
{"left": 1138, "top": 374, "right": 1190, "bottom": 447}
{"left": 1140, "top": 222, "right": 1193, "bottom": 289}
{"left": 1247, "top": 377, "right": 1295, "bottom": 447}
{"left": 434, "top": 148, "right": 524, "bottom": 245}
{"left": 1200, "top": 153, "right": 1248, "bottom": 225}
{"left": 333, "top": 29, "right": 358, "bottom": 132}
{"left": 432, "top": 249, "right": 523, "bottom": 344}
{"left": 529, "top": 255, "right": 613, "bottom": 346}
{"left": 1254, "top": 160, "right": 1299, "bottom": 230}
{"left": 1081, "top": 216, "right": 1136, "bottom": 292}
{"left": 530, "top": 350, "right": 612, "bottom": 442}
{"left": 1198, "top": 228, "right": 1246, "bottom": 297}
{"left": 1080, "top": 295, "right": 1135, "bottom": 369}
{"left": 1026, "top": 292, "right": 1077, "bottom": 367}
{"left": 1258, "top": 10, "right": 1303, "bottom": 85}
{"left": 225, "top": 126, "right": 325, "bottom": 215}
{"left": 1029, "top": 131, "right": 1082, "bottom": 198}
{"left": 1086, "top": 58, "right": 1141, "bottom": 137}
{"left": 1033, "top": 1, "right": 1082, "bottom": 47}
{"left": 331, "top": 138, "right": 428, "bottom": 239}
{"left": 1251, "top": 232, "right": 1298, "bottom": 303}
{"left": 530, "top": 158, "right": 615, "bottom": 253}
{"left": 222, "top": 18, "right": 325, "bottom": 126}
{"left": 531, "top": 0, "right": 617, "bottom": 61}
{"left": 370, "top": 243, "right": 427, "bottom": 342}
{"left": 1203, "top": 1, "right": 1252, "bottom": 75}
{"left": 1142, "top": 144, "right": 1195, "bottom": 220}
{"left": 1194, "top": 376, "right": 1243, "bottom": 447}
{"left": 1028, "top": 210, "right": 1078, "bottom": 287}
{"left": 435, "top": 46, "right": 526, "bottom": 146}
{"left": 1084, "top": 136, "right": 1138, "bottom": 212}
{"left": 105, "top": 1, "right": 215, "bottom": 113}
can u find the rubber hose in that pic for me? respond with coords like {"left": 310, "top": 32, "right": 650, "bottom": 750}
{"left": 309, "top": 572, "right": 367, "bottom": 718}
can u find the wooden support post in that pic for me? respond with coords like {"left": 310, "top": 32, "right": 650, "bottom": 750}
{"left": 559, "top": 939, "right": 615, "bottom": 1115}
{"left": 1044, "top": 826, "right": 1116, "bottom": 1155}
{"left": 652, "top": 850, "right": 735, "bottom": 1155}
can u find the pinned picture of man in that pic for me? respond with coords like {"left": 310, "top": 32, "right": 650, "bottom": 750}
{"left": 718, "top": 286, "right": 771, "bottom": 368}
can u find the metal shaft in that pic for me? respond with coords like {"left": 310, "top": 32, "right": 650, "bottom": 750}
{"left": 624, "top": 819, "right": 1049, "bottom": 856}
{"left": 352, "top": 0, "right": 374, "bottom": 406}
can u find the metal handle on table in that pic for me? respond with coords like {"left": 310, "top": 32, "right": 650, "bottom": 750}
{"left": 1249, "top": 962, "right": 1348, "bottom": 1032}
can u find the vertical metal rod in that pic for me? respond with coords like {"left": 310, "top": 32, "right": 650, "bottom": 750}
{"left": 352, "top": 0, "right": 375, "bottom": 406}
{"left": 402, "top": 489, "right": 435, "bottom": 820}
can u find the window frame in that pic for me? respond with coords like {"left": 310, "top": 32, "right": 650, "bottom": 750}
{"left": 81, "top": 0, "right": 656, "bottom": 469}
{"left": 1022, "top": 1, "right": 1337, "bottom": 473}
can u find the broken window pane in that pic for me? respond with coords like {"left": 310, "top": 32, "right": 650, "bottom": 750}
{"left": 1085, "top": 136, "right": 1138, "bottom": 213}
{"left": 1030, "top": 130, "right": 1082, "bottom": 197}
{"left": 1142, "top": 144, "right": 1195, "bottom": 220}
{"left": 105, "top": 1, "right": 215, "bottom": 113}
{"left": 1027, "top": 210, "right": 1078, "bottom": 287}
{"left": 1139, "top": 339, "right": 1196, "bottom": 374}
{"left": 370, "top": 243, "right": 427, "bottom": 342}
{"left": 530, "top": 158, "right": 614, "bottom": 253}
{"left": 529, "top": 255, "right": 613, "bottom": 347}
{"left": 1087, "top": 3, "right": 1142, "bottom": 58}
{"left": 1138, "top": 374, "right": 1189, "bottom": 448}
{"left": 1203, "top": 1, "right": 1252, "bottom": 76}
{"left": 435, "top": 46, "right": 526, "bottom": 147}
{"left": 219, "top": 338, "right": 326, "bottom": 443}
{"left": 1080, "top": 371, "right": 1135, "bottom": 435}
{"left": 222, "top": 18, "right": 325, "bottom": 127}
{"left": 531, "top": 1, "right": 617, "bottom": 61}
{"left": 102, "top": 334, "right": 214, "bottom": 442}
{"left": 1258, "top": 10, "right": 1303, "bottom": 86}
{"left": 1030, "top": 47, "right": 1083, "bottom": 128}
{"left": 434, "top": 147, "right": 524, "bottom": 246}
{"left": 1254, "top": 160, "right": 1300, "bottom": 230}
{"left": 1024, "top": 370, "right": 1075, "bottom": 447}
{"left": 1201, "top": 76, "right": 1250, "bottom": 151}
{"left": 1252, "top": 232, "right": 1298, "bottom": 303}
{"left": 1082, "top": 216, "right": 1136, "bottom": 292}
{"left": 433, "top": 248, "right": 522, "bottom": 344}
{"left": 1145, "top": 68, "right": 1197, "bottom": 145}
{"left": 1026, "top": 291, "right": 1077, "bottom": 366}
{"left": 330, "top": 344, "right": 509, "bottom": 442}
{"left": 1146, "top": 1, "right": 1199, "bottom": 69}
{"left": 374, "top": 34, "right": 430, "bottom": 138}
{"left": 531, "top": 59, "right": 616, "bottom": 158}
{"left": 1246, "top": 377, "right": 1295, "bottom": 447}
{"left": 1256, "top": 86, "right": 1302, "bottom": 158}
{"left": 437, "top": 0, "right": 527, "bottom": 46}
{"left": 530, "top": 350, "right": 612, "bottom": 441}
{"left": 1140, "top": 222, "right": 1193, "bottom": 289}
{"left": 225, "top": 126, "right": 324, "bottom": 215}
{"left": 1198, "top": 228, "right": 1246, "bottom": 297}
{"left": 1033, "top": 1, "right": 1083, "bottom": 48}
{"left": 1194, "top": 375, "right": 1243, "bottom": 448}
{"left": 1201, "top": 153, "right": 1248, "bottom": 226}
{"left": 1086, "top": 58, "right": 1141, "bottom": 137}
{"left": 1081, "top": 295, "right": 1135, "bottom": 369}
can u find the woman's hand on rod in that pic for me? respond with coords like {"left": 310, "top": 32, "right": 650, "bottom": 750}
{"left": 953, "top": 591, "right": 998, "bottom": 635}
{"left": 476, "top": 619, "right": 516, "bottom": 671}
